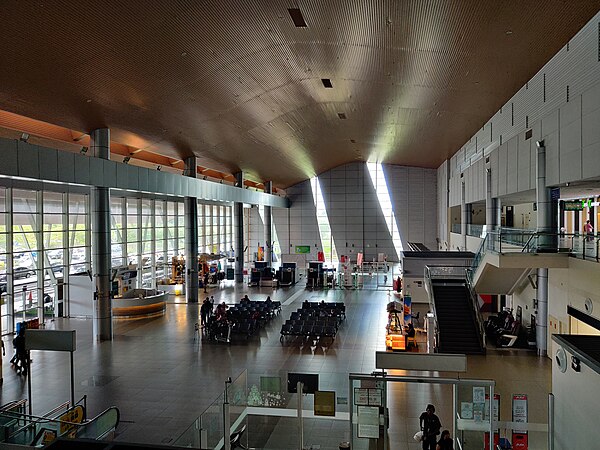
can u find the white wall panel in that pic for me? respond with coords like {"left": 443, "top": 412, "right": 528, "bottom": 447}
{"left": 506, "top": 138, "right": 518, "bottom": 194}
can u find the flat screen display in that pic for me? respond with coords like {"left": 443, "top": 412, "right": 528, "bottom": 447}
{"left": 287, "top": 373, "right": 319, "bottom": 394}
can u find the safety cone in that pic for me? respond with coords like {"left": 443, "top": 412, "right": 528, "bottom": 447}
{"left": 28, "top": 291, "right": 33, "bottom": 301}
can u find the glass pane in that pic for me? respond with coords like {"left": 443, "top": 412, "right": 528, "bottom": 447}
{"left": 69, "top": 214, "right": 87, "bottom": 230}
{"left": 0, "top": 234, "right": 6, "bottom": 253}
{"left": 13, "top": 232, "right": 39, "bottom": 251}
{"left": 13, "top": 190, "right": 37, "bottom": 213}
{"left": 155, "top": 200, "right": 165, "bottom": 216}
{"left": 47, "top": 249, "right": 64, "bottom": 267}
{"left": 126, "top": 243, "right": 138, "bottom": 257}
{"left": 43, "top": 231, "right": 63, "bottom": 249}
{"left": 68, "top": 194, "right": 88, "bottom": 214}
{"left": 111, "top": 198, "right": 124, "bottom": 215}
{"left": 70, "top": 247, "right": 86, "bottom": 264}
{"left": 70, "top": 231, "right": 87, "bottom": 247}
{"left": 43, "top": 191, "right": 64, "bottom": 213}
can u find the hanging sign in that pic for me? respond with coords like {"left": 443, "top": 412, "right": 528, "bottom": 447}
{"left": 295, "top": 245, "right": 311, "bottom": 254}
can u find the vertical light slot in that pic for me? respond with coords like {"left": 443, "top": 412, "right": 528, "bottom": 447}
{"left": 367, "top": 162, "right": 404, "bottom": 259}
{"left": 258, "top": 205, "right": 281, "bottom": 265}
{"left": 310, "top": 177, "right": 338, "bottom": 264}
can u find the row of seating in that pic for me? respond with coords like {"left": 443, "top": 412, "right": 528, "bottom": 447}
{"left": 280, "top": 301, "right": 346, "bottom": 345}
{"left": 206, "top": 299, "right": 281, "bottom": 342}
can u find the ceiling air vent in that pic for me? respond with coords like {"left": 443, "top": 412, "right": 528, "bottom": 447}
{"left": 321, "top": 78, "right": 333, "bottom": 88}
{"left": 288, "top": 8, "right": 307, "bottom": 27}
{"left": 338, "top": 113, "right": 347, "bottom": 120}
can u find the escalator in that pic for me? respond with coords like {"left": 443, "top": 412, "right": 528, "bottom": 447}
{"left": 432, "top": 279, "right": 485, "bottom": 354}
{"left": 0, "top": 399, "right": 119, "bottom": 447}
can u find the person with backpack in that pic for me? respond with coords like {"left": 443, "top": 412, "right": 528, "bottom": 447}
{"left": 419, "top": 404, "right": 442, "bottom": 450}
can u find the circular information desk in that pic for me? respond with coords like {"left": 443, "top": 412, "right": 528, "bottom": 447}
{"left": 113, "top": 289, "right": 168, "bottom": 317}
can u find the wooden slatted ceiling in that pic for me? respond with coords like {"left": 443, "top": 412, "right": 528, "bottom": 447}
{"left": 0, "top": 0, "right": 597, "bottom": 188}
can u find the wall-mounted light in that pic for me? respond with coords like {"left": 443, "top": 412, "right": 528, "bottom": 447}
{"left": 123, "top": 156, "right": 131, "bottom": 164}
{"left": 20, "top": 133, "right": 30, "bottom": 143}
{"left": 80, "top": 146, "right": 88, "bottom": 155}
{"left": 536, "top": 140, "right": 545, "bottom": 148}
{"left": 156, "top": 165, "right": 162, "bottom": 171}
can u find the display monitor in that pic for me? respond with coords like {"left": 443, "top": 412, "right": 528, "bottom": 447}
{"left": 287, "top": 373, "right": 319, "bottom": 394}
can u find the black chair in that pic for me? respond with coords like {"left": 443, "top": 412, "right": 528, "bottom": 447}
{"left": 230, "top": 424, "right": 247, "bottom": 449}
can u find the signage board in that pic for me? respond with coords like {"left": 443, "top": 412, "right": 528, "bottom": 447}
{"left": 357, "top": 406, "right": 380, "bottom": 439}
{"left": 25, "top": 329, "right": 76, "bottom": 352}
{"left": 58, "top": 405, "right": 85, "bottom": 435}
{"left": 295, "top": 245, "right": 311, "bottom": 254}
{"left": 314, "top": 390, "right": 336, "bottom": 417}
{"left": 563, "top": 201, "right": 583, "bottom": 211}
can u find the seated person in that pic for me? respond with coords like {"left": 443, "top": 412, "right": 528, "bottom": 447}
{"left": 265, "top": 296, "right": 272, "bottom": 305}
{"left": 319, "top": 300, "right": 327, "bottom": 308}
{"left": 241, "top": 294, "right": 250, "bottom": 303}
{"left": 405, "top": 323, "right": 416, "bottom": 338}
{"left": 215, "top": 302, "right": 229, "bottom": 321}
{"left": 302, "top": 299, "right": 310, "bottom": 308}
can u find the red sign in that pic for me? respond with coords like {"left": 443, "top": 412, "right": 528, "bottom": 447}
{"left": 512, "top": 394, "right": 528, "bottom": 450}
{"left": 512, "top": 432, "right": 528, "bottom": 450}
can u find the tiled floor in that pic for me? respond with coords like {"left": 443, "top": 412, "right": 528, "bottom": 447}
{"left": 0, "top": 282, "right": 551, "bottom": 449}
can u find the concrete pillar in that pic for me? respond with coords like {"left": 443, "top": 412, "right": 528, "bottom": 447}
{"left": 536, "top": 140, "right": 550, "bottom": 356}
{"left": 485, "top": 167, "right": 497, "bottom": 233}
{"left": 184, "top": 156, "right": 199, "bottom": 303}
{"left": 90, "top": 128, "right": 112, "bottom": 341}
{"left": 496, "top": 198, "right": 502, "bottom": 228}
{"left": 234, "top": 172, "right": 245, "bottom": 283}
{"left": 264, "top": 181, "right": 273, "bottom": 266}
{"left": 461, "top": 180, "right": 467, "bottom": 250}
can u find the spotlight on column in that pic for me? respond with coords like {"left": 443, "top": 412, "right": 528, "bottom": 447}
{"left": 80, "top": 146, "right": 88, "bottom": 155}
{"left": 20, "top": 133, "right": 30, "bottom": 143}
{"left": 156, "top": 165, "right": 162, "bottom": 171}
{"left": 123, "top": 156, "right": 131, "bottom": 164}
{"left": 536, "top": 140, "right": 545, "bottom": 148}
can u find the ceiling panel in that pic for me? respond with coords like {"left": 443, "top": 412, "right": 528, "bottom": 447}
{"left": 0, "top": 0, "right": 597, "bottom": 187}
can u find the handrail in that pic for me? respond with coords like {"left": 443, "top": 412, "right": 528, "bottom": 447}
{"left": 464, "top": 269, "right": 486, "bottom": 350}
{"left": 0, "top": 400, "right": 27, "bottom": 411}
{"left": 423, "top": 266, "right": 440, "bottom": 352}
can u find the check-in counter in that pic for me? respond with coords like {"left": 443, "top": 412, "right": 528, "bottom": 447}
{"left": 113, "top": 289, "right": 168, "bottom": 317}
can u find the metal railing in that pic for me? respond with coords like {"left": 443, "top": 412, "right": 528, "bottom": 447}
{"left": 470, "top": 228, "right": 600, "bottom": 280}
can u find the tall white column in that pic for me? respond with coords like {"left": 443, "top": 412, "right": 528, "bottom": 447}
{"left": 461, "top": 180, "right": 468, "bottom": 250}
{"left": 485, "top": 167, "right": 497, "bottom": 233}
{"left": 90, "top": 128, "right": 112, "bottom": 341}
{"left": 184, "top": 156, "right": 199, "bottom": 303}
{"left": 234, "top": 172, "right": 245, "bottom": 283}
{"left": 536, "top": 140, "right": 550, "bottom": 356}
{"left": 264, "top": 181, "right": 273, "bottom": 267}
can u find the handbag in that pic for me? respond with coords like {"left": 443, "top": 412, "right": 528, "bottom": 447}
{"left": 413, "top": 431, "right": 424, "bottom": 442}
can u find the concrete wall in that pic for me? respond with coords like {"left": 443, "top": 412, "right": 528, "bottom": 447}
{"left": 513, "top": 203, "right": 537, "bottom": 230}
{"left": 440, "top": 10, "right": 600, "bottom": 226}
{"left": 272, "top": 162, "right": 438, "bottom": 263}
{"left": 449, "top": 233, "right": 482, "bottom": 253}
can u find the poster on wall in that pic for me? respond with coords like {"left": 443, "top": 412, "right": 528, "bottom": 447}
{"left": 357, "top": 406, "right": 380, "bottom": 439}
{"left": 357, "top": 252, "right": 363, "bottom": 266}
{"left": 257, "top": 246, "right": 264, "bottom": 261}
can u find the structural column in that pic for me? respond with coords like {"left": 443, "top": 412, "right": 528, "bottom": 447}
{"left": 90, "top": 128, "right": 112, "bottom": 341}
{"left": 234, "top": 172, "right": 245, "bottom": 283}
{"left": 536, "top": 140, "right": 551, "bottom": 356}
{"left": 264, "top": 181, "right": 273, "bottom": 267}
{"left": 184, "top": 156, "right": 199, "bottom": 303}
{"left": 485, "top": 166, "right": 497, "bottom": 233}
{"left": 461, "top": 180, "right": 468, "bottom": 250}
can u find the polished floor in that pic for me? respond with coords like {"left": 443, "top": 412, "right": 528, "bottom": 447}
{"left": 0, "top": 282, "right": 551, "bottom": 449}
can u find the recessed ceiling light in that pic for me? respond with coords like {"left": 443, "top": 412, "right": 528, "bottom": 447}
{"left": 288, "top": 8, "right": 307, "bottom": 27}
{"left": 505, "top": 30, "right": 513, "bottom": 35}
{"left": 338, "top": 113, "right": 347, "bottom": 120}
{"left": 350, "top": 139, "right": 356, "bottom": 143}
{"left": 321, "top": 78, "right": 333, "bottom": 88}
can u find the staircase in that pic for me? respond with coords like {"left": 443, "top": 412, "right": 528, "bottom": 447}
{"left": 432, "top": 279, "right": 485, "bottom": 354}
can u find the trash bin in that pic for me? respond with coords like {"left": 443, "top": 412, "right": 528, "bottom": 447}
{"left": 339, "top": 442, "right": 350, "bottom": 450}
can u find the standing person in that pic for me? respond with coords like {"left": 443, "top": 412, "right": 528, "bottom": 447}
{"left": 13, "top": 327, "right": 28, "bottom": 376}
{"left": 584, "top": 219, "right": 594, "bottom": 242}
{"left": 436, "top": 430, "right": 453, "bottom": 450}
{"left": 419, "top": 404, "right": 441, "bottom": 450}
{"left": 200, "top": 298, "right": 210, "bottom": 328}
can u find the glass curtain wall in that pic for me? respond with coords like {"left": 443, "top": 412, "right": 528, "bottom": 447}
{"left": 1, "top": 188, "right": 91, "bottom": 335}
{"left": 0, "top": 189, "right": 234, "bottom": 336}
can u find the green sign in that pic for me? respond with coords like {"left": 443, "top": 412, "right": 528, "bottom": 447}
{"left": 295, "top": 245, "right": 311, "bottom": 254}
{"left": 563, "top": 201, "right": 583, "bottom": 211}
